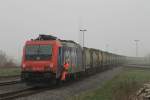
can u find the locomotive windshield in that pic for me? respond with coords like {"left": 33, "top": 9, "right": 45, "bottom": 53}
{"left": 25, "top": 45, "right": 52, "bottom": 60}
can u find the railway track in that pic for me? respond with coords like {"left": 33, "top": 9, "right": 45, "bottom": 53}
{"left": 0, "top": 75, "right": 20, "bottom": 79}
{"left": 0, "top": 80, "right": 21, "bottom": 86}
{"left": 125, "top": 65, "right": 150, "bottom": 70}
{"left": 0, "top": 87, "right": 36, "bottom": 100}
{"left": 0, "top": 84, "right": 59, "bottom": 100}
{"left": 0, "top": 77, "right": 39, "bottom": 100}
{"left": 0, "top": 78, "right": 82, "bottom": 100}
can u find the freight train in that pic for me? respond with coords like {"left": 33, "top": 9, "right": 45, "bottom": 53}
{"left": 21, "top": 35, "right": 126, "bottom": 83}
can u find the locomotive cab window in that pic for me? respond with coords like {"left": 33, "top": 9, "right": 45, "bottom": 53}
{"left": 25, "top": 45, "right": 52, "bottom": 60}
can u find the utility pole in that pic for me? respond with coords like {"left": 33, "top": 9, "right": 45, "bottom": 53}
{"left": 134, "top": 40, "right": 140, "bottom": 57}
{"left": 80, "top": 29, "right": 87, "bottom": 47}
{"left": 105, "top": 44, "right": 109, "bottom": 52}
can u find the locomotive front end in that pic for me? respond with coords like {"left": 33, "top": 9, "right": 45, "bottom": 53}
{"left": 21, "top": 35, "right": 61, "bottom": 83}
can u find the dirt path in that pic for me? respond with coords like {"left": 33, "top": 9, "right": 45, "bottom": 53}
{"left": 16, "top": 67, "right": 123, "bottom": 100}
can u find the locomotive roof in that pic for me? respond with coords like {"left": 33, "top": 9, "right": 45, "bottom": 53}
{"left": 32, "top": 35, "right": 79, "bottom": 45}
{"left": 34, "top": 34, "right": 57, "bottom": 40}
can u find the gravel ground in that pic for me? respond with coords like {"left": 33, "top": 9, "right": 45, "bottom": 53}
{"left": 16, "top": 67, "right": 123, "bottom": 100}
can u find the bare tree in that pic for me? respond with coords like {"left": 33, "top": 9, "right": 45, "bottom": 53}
{"left": 0, "top": 50, "right": 7, "bottom": 67}
{"left": 0, "top": 50, "right": 16, "bottom": 67}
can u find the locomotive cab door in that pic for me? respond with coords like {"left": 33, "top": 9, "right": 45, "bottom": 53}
{"left": 56, "top": 47, "right": 63, "bottom": 79}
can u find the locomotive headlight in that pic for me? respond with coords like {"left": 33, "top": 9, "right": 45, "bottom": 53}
{"left": 50, "top": 63, "right": 53, "bottom": 68}
{"left": 22, "top": 64, "right": 26, "bottom": 68}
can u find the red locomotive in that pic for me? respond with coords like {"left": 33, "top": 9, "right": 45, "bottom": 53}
{"left": 21, "top": 34, "right": 125, "bottom": 84}
{"left": 21, "top": 35, "right": 83, "bottom": 83}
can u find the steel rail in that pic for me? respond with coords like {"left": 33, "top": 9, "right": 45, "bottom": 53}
{"left": 0, "top": 80, "right": 21, "bottom": 86}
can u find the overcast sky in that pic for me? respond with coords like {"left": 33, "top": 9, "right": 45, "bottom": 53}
{"left": 0, "top": 0, "right": 150, "bottom": 63}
